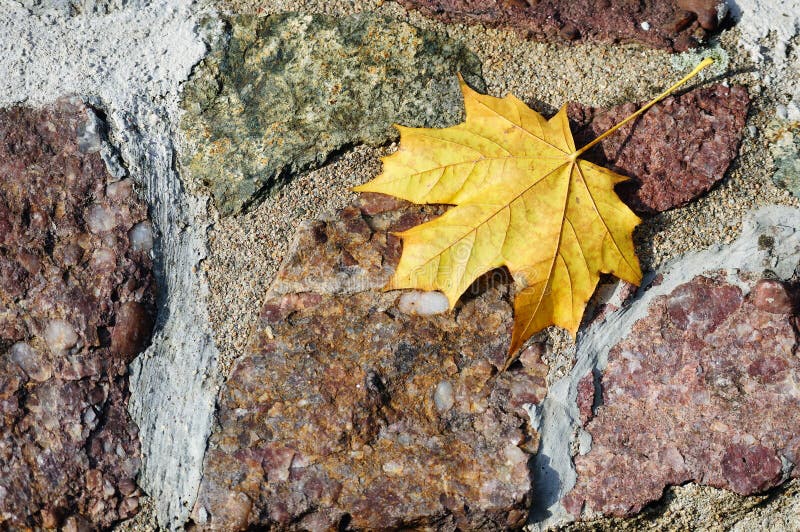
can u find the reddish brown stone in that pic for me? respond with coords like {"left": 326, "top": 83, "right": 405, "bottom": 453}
{"left": 565, "top": 274, "right": 800, "bottom": 518}
{"left": 357, "top": 192, "right": 409, "bottom": 216}
{"left": 569, "top": 84, "right": 750, "bottom": 214}
{"left": 0, "top": 101, "right": 155, "bottom": 529}
{"left": 676, "top": 0, "right": 719, "bottom": 30}
{"left": 193, "top": 202, "right": 548, "bottom": 530}
{"left": 720, "top": 444, "right": 784, "bottom": 494}
{"left": 576, "top": 372, "right": 595, "bottom": 424}
{"left": 664, "top": 277, "right": 743, "bottom": 337}
{"left": 399, "top": 0, "right": 724, "bottom": 51}
{"left": 111, "top": 301, "right": 154, "bottom": 358}
{"left": 750, "top": 279, "right": 796, "bottom": 314}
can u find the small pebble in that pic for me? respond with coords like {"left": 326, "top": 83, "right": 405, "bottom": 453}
{"left": 129, "top": 221, "right": 154, "bottom": 253}
{"left": 105, "top": 179, "right": 132, "bottom": 200}
{"left": 382, "top": 461, "right": 404, "bottom": 475}
{"left": 196, "top": 506, "right": 209, "bottom": 524}
{"left": 397, "top": 291, "right": 449, "bottom": 316}
{"left": 44, "top": 319, "right": 78, "bottom": 353}
{"left": 433, "top": 381, "right": 455, "bottom": 412}
{"left": 86, "top": 204, "right": 116, "bottom": 233}
{"left": 90, "top": 248, "right": 117, "bottom": 271}
{"left": 10, "top": 342, "right": 51, "bottom": 382}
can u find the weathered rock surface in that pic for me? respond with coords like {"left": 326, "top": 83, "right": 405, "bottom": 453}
{"left": 0, "top": 101, "right": 155, "bottom": 528}
{"left": 770, "top": 120, "right": 800, "bottom": 198}
{"left": 192, "top": 194, "right": 546, "bottom": 530}
{"left": 528, "top": 207, "right": 800, "bottom": 529}
{"left": 180, "top": 13, "right": 485, "bottom": 216}
{"left": 564, "top": 273, "right": 800, "bottom": 517}
{"left": 399, "top": 0, "right": 725, "bottom": 51}
{"left": 569, "top": 84, "right": 750, "bottom": 214}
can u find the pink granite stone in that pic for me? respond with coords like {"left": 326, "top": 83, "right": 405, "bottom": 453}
{"left": 750, "top": 279, "right": 796, "bottom": 314}
{"left": 565, "top": 274, "right": 799, "bottom": 518}
{"left": 576, "top": 373, "right": 596, "bottom": 424}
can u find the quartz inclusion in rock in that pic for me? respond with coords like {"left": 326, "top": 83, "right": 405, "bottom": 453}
{"left": 192, "top": 195, "right": 546, "bottom": 529}
{"left": 180, "top": 13, "right": 485, "bottom": 216}
{"left": 0, "top": 101, "right": 155, "bottom": 528}
{"left": 564, "top": 274, "right": 800, "bottom": 517}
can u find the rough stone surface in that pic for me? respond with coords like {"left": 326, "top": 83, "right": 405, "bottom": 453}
{"left": 528, "top": 207, "right": 800, "bottom": 530}
{"left": 180, "top": 12, "right": 486, "bottom": 216}
{"left": 192, "top": 195, "right": 547, "bottom": 530}
{"left": 559, "top": 479, "right": 800, "bottom": 531}
{"left": 5, "top": 0, "right": 797, "bottom": 529}
{"left": 398, "top": 0, "right": 725, "bottom": 52}
{"left": 0, "top": 101, "right": 155, "bottom": 528}
{"left": 731, "top": 0, "right": 800, "bottom": 68}
{"left": 770, "top": 121, "right": 800, "bottom": 199}
{"left": 569, "top": 84, "right": 750, "bottom": 214}
{"left": 563, "top": 273, "right": 799, "bottom": 518}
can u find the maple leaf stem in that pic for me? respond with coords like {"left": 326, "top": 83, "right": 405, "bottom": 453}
{"left": 572, "top": 58, "right": 714, "bottom": 159}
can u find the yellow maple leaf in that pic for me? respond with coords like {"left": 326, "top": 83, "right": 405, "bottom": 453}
{"left": 355, "top": 59, "right": 713, "bottom": 359}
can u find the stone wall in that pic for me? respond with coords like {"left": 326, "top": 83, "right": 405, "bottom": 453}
{"left": 1, "top": 0, "right": 799, "bottom": 530}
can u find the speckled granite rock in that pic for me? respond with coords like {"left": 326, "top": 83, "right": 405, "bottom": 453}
{"left": 399, "top": 0, "right": 725, "bottom": 52}
{"left": 770, "top": 121, "right": 800, "bottom": 198}
{"left": 0, "top": 101, "right": 155, "bottom": 528}
{"left": 564, "top": 274, "right": 799, "bottom": 517}
{"left": 192, "top": 194, "right": 546, "bottom": 530}
{"left": 180, "top": 13, "right": 485, "bottom": 216}
{"left": 569, "top": 84, "right": 749, "bottom": 214}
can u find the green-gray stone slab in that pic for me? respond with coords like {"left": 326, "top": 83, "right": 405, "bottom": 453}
{"left": 179, "top": 12, "right": 485, "bottom": 216}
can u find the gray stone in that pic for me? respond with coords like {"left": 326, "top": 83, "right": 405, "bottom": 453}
{"left": 770, "top": 121, "right": 800, "bottom": 198}
{"left": 126, "top": 100, "right": 223, "bottom": 531}
{"left": 179, "top": 12, "right": 486, "bottom": 216}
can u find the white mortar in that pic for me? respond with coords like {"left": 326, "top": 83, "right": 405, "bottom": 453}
{"left": 728, "top": 0, "right": 800, "bottom": 63}
{"left": 727, "top": 0, "right": 800, "bottom": 119}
